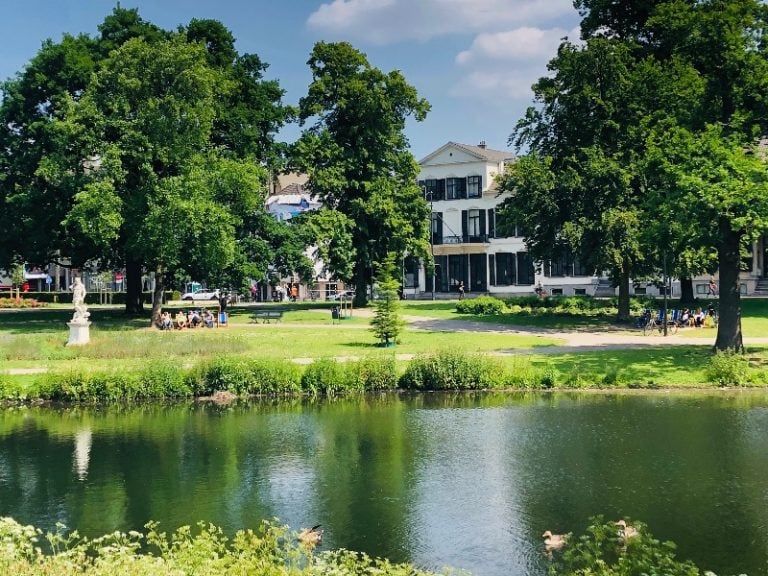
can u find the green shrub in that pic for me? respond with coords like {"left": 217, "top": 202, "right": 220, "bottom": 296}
{"left": 540, "top": 367, "right": 559, "bottom": 389}
{"left": 504, "top": 357, "right": 543, "bottom": 389}
{"left": 602, "top": 368, "right": 622, "bottom": 387}
{"left": 706, "top": 351, "right": 750, "bottom": 386}
{"left": 0, "top": 517, "right": 444, "bottom": 576}
{"left": 138, "top": 362, "right": 192, "bottom": 398}
{"left": 455, "top": 295, "right": 506, "bottom": 315}
{"left": 549, "top": 516, "right": 703, "bottom": 576}
{"left": 301, "top": 358, "right": 348, "bottom": 394}
{"left": 345, "top": 356, "right": 398, "bottom": 391}
{"left": 244, "top": 359, "right": 302, "bottom": 395}
{"left": 399, "top": 349, "right": 505, "bottom": 390}
{"left": 199, "top": 356, "right": 251, "bottom": 394}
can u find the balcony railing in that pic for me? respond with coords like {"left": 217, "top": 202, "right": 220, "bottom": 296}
{"left": 434, "top": 234, "right": 489, "bottom": 245}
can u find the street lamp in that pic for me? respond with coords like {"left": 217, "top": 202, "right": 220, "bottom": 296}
{"left": 423, "top": 186, "right": 435, "bottom": 301}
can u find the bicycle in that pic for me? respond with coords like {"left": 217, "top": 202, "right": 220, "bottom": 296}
{"left": 640, "top": 311, "right": 678, "bottom": 336}
{"left": 642, "top": 315, "right": 661, "bottom": 336}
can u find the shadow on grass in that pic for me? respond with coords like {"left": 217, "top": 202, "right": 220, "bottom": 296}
{"left": 0, "top": 308, "right": 151, "bottom": 334}
{"left": 528, "top": 346, "right": 712, "bottom": 385}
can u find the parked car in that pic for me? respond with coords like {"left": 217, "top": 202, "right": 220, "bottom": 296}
{"left": 328, "top": 289, "right": 356, "bottom": 301}
{"left": 181, "top": 288, "right": 220, "bottom": 301}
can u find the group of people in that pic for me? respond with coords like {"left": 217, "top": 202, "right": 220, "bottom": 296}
{"left": 678, "top": 304, "right": 717, "bottom": 328}
{"left": 160, "top": 308, "right": 215, "bottom": 330}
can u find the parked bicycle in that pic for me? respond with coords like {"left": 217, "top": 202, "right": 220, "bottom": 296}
{"left": 639, "top": 310, "right": 678, "bottom": 336}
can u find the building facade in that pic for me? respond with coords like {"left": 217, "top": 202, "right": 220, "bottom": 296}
{"left": 409, "top": 141, "right": 597, "bottom": 298}
{"left": 411, "top": 142, "right": 768, "bottom": 298}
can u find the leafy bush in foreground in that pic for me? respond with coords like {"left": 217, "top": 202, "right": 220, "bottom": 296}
{"left": 0, "top": 517, "right": 441, "bottom": 576}
{"left": 548, "top": 516, "right": 703, "bottom": 576}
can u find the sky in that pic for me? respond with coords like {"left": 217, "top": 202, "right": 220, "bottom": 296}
{"left": 0, "top": 0, "right": 582, "bottom": 160}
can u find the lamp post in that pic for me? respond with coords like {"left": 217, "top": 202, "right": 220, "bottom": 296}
{"left": 424, "top": 186, "right": 435, "bottom": 300}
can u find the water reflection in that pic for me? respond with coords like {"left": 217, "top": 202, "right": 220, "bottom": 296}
{"left": 0, "top": 393, "right": 767, "bottom": 576}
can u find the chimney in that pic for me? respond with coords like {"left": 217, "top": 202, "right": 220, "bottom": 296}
{"left": 478, "top": 140, "right": 486, "bottom": 149}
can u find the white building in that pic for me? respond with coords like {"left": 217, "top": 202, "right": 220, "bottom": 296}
{"left": 410, "top": 142, "right": 599, "bottom": 298}
{"left": 411, "top": 141, "right": 768, "bottom": 299}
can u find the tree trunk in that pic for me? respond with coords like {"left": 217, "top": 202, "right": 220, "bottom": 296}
{"left": 125, "top": 259, "right": 144, "bottom": 315}
{"left": 617, "top": 266, "right": 631, "bottom": 322}
{"left": 714, "top": 219, "right": 744, "bottom": 352}
{"left": 679, "top": 276, "right": 694, "bottom": 304}
{"left": 353, "top": 259, "right": 369, "bottom": 307}
{"left": 150, "top": 265, "right": 165, "bottom": 328}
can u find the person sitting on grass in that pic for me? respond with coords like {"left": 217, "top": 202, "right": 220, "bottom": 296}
{"left": 202, "top": 309, "right": 214, "bottom": 328}
{"left": 160, "top": 311, "right": 173, "bottom": 331}
{"left": 174, "top": 311, "right": 187, "bottom": 330}
{"left": 694, "top": 307, "right": 705, "bottom": 327}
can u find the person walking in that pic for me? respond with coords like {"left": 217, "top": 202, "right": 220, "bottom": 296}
{"left": 458, "top": 281, "right": 465, "bottom": 300}
{"left": 708, "top": 278, "right": 718, "bottom": 296}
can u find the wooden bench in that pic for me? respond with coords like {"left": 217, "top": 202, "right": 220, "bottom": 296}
{"left": 252, "top": 309, "right": 285, "bottom": 323}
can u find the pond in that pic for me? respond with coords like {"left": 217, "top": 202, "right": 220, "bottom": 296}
{"left": 0, "top": 392, "right": 767, "bottom": 576}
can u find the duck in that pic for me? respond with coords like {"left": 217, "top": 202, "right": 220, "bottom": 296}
{"left": 298, "top": 524, "right": 323, "bottom": 549}
{"left": 542, "top": 530, "right": 567, "bottom": 551}
{"left": 615, "top": 519, "right": 639, "bottom": 540}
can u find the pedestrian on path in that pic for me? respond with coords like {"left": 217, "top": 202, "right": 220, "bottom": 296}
{"left": 458, "top": 281, "right": 465, "bottom": 300}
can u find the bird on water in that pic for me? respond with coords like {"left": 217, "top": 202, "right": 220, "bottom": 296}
{"left": 542, "top": 530, "right": 567, "bottom": 551}
{"left": 298, "top": 524, "right": 323, "bottom": 549}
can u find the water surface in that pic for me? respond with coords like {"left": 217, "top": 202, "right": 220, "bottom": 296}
{"left": 1, "top": 392, "right": 767, "bottom": 576}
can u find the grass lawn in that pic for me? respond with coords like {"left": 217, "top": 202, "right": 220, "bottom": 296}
{"left": 0, "top": 306, "right": 562, "bottom": 373}
{"left": 403, "top": 297, "right": 768, "bottom": 335}
{"left": 3, "top": 299, "right": 767, "bottom": 389}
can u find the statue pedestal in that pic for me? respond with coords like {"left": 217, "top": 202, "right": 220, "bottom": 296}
{"left": 67, "top": 321, "right": 91, "bottom": 346}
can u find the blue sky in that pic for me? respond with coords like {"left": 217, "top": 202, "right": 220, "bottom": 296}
{"left": 0, "top": 0, "right": 581, "bottom": 159}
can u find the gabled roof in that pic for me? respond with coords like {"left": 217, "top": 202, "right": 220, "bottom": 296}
{"left": 418, "top": 141, "right": 516, "bottom": 165}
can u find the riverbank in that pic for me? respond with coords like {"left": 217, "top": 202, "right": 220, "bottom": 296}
{"left": 2, "top": 301, "right": 767, "bottom": 395}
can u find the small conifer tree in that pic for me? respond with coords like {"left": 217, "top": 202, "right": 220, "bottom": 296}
{"left": 370, "top": 253, "right": 405, "bottom": 346}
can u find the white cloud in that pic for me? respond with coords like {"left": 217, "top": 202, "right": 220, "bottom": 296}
{"left": 456, "top": 27, "right": 570, "bottom": 64}
{"left": 307, "top": 0, "right": 575, "bottom": 45}
{"left": 452, "top": 25, "right": 581, "bottom": 104}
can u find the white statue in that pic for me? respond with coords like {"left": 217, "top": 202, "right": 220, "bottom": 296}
{"left": 70, "top": 277, "right": 89, "bottom": 323}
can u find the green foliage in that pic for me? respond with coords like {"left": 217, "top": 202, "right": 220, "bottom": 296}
{"left": 10, "top": 264, "right": 25, "bottom": 288}
{"left": 548, "top": 516, "right": 702, "bottom": 576}
{"left": 346, "top": 356, "right": 398, "bottom": 391}
{"left": 293, "top": 41, "right": 430, "bottom": 303}
{"left": 540, "top": 367, "right": 560, "bottom": 389}
{"left": 197, "top": 356, "right": 302, "bottom": 396}
{"left": 301, "top": 358, "right": 347, "bottom": 395}
{"left": 370, "top": 254, "right": 405, "bottom": 346}
{"left": 399, "top": 350, "right": 506, "bottom": 390}
{"left": 0, "top": 8, "right": 289, "bottom": 319}
{"left": 455, "top": 296, "right": 506, "bottom": 315}
{"left": 0, "top": 516, "right": 443, "bottom": 576}
{"left": 706, "top": 350, "right": 750, "bottom": 387}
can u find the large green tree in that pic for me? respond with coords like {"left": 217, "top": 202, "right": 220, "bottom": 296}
{"left": 293, "top": 42, "right": 430, "bottom": 305}
{"left": 0, "top": 8, "right": 293, "bottom": 319}
{"left": 498, "top": 37, "right": 700, "bottom": 320}
{"left": 62, "top": 36, "right": 267, "bottom": 324}
{"left": 501, "top": 0, "right": 768, "bottom": 348}
{"left": 634, "top": 0, "right": 768, "bottom": 350}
